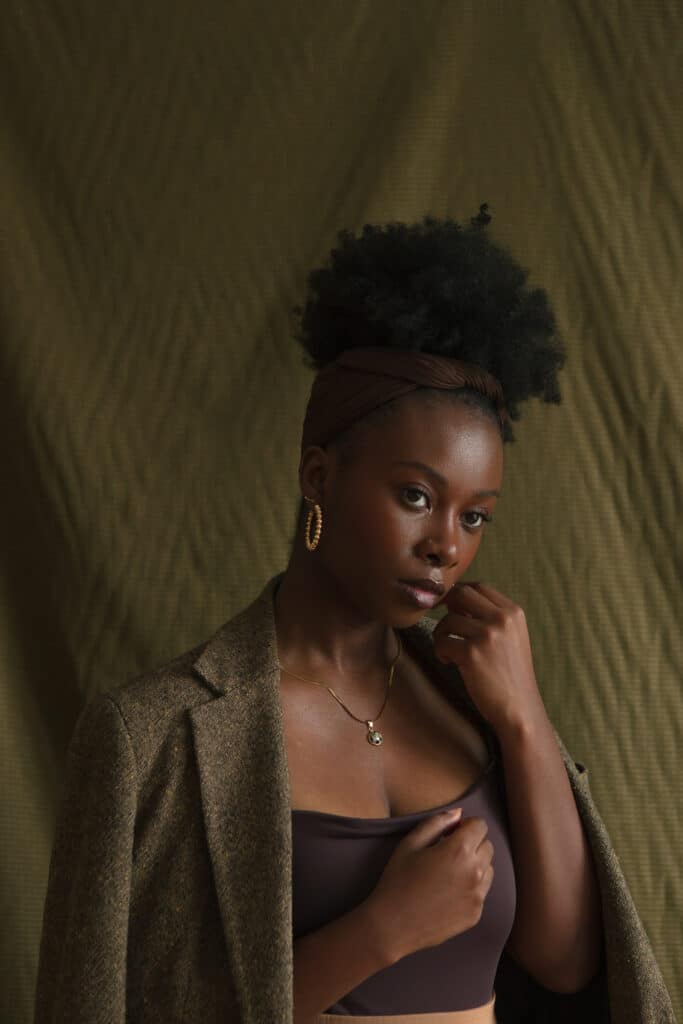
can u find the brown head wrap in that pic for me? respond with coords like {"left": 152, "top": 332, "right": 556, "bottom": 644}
{"left": 300, "top": 346, "right": 507, "bottom": 456}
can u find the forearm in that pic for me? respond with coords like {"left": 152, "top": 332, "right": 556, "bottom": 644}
{"left": 292, "top": 898, "right": 395, "bottom": 1022}
{"left": 497, "top": 702, "right": 604, "bottom": 992}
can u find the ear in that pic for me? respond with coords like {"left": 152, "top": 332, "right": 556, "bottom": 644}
{"left": 298, "top": 445, "right": 330, "bottom": 505}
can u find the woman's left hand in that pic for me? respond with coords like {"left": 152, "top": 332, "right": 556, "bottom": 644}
{"left": 432, "top": 581, "right": 546, "bottom": 735}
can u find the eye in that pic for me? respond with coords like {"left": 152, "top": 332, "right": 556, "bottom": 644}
{"left": 464, "top": 510, "right": 494, "bottom": 531}
{"left": 402, "top": 486, "right": 431, "bottom": 510}
{"left": 401, "top": 488, "right": 494, "bottom": 531}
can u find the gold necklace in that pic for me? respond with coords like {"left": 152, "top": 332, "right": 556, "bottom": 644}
{"left": 276, "top": 631, "right": 402, "bottom": 746}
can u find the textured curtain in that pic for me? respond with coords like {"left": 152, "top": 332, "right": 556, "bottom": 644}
{"left": 1, "top": 2, "right": 681, "bottom": 1021}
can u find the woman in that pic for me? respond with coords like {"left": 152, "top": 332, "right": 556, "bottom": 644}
{"left": 34, "top": 207, "right": 675, "bottom": 1023}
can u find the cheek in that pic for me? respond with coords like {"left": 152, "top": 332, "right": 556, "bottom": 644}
{"left": 368, "top": 518, "right": 405, "bottom": 554}
{"left": 458, "top": 538, "right": 485, "bottom": 573}
{"left": 358, "top": 502, "right": 418, "bottom": 558}
{"left": 336, "top": 493, "right": 410, "bottom": 559}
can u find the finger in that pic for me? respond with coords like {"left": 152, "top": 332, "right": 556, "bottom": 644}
{"left": 464, "top": 581, "right": 511, "bottom": 608}
{"left": 433, "top": 612, "right": 480, "bottom": 644}
{"left": 433, "top": 632, "right": 470, "bottom": 663}
{"left": 443, "top": 583, "right": 496, "bottom": 618}
{"left": 433, "top": 632, "right": 469, "bottom": 663}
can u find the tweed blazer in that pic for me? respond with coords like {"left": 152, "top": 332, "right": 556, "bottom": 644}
{"left": 33, "top": 571, "right": 675, "bottom": 1023}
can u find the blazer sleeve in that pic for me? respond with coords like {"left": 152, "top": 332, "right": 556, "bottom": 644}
{"left": 535, "top": 727, "right": 675, "bottom": 1024}
{"left": 33, "top": 693, "right": 137, "bottom": 1024}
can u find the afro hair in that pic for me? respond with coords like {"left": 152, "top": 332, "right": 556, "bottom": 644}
{"left": 290, "top": 204, "right": 567, "bottom": 523}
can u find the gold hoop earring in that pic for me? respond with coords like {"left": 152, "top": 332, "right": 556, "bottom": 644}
{"left": 303, "top": 497, "right": 322, "bottom": 551}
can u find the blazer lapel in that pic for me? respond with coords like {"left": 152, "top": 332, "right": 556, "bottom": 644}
{"left": 188, "top": 573, "right": 295, "bottom": 1019}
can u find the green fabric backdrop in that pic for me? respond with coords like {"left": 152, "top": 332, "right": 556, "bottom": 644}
{"left": 1, "top": 2, "right": 681, "bottom": 1021}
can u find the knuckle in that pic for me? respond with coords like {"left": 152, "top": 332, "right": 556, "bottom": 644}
{"left": 507, "top": 606, "right": 524, "bottom": 628}
{"left": 466, "top": 900, "right": 480, "bottom": 924}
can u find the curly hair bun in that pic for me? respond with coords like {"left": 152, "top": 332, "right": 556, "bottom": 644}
{"left": 290, "top": 206, "right": 567, "bottom": 443}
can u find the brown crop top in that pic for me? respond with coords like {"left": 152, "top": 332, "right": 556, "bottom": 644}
{"left": 291, "top": 729, "right": 516, "bottom": 1015}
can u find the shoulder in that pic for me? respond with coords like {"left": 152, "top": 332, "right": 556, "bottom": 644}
{"left": 76, "top": 632, "right": 221, "bottom": 780}
{"left": 108, "top": 637, "right": 212, "bottom": 717}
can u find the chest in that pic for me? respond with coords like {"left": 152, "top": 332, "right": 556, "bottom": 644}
{"left": 280, "top": 644, "right": 492, "bottom": 819}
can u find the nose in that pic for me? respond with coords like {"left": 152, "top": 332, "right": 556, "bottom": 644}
{"left": 426, "top": 546, "right": 457, "bottom": 568}
{"left": 423, "top": 529, "right": 458, "bottom": 568}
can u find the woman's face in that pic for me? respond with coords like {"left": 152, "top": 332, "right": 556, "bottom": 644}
{"left": 300, "top": 393, "right": 504, "bottom": 626}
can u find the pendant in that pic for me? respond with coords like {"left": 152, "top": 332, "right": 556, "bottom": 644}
{"left": 366, "top": 720, "right": 383, "bottom": 745}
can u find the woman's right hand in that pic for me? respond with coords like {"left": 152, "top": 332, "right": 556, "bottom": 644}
{"left": 364, "top": 808, "right": 495, "bottom": 964}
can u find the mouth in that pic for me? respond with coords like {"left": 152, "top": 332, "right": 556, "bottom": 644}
{"left": 396, "top": 581, "right": 445, "bottom": 609}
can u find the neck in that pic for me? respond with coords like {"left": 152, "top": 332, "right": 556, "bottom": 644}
{"left": 272, "top": 549, "right": 400, "bottom": 689}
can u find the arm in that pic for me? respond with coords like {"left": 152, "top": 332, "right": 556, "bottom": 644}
{"left": 33, "top": 694, "right": 137, "bottom": 1023}
{"left": 433, "top": 580, "right": 604, "bottom": 993}
{"left": 292, "top": 898, "right": 395, "bottom": 1022}
{"left": 497, "top": 705, "right": 604, "bottom": 993}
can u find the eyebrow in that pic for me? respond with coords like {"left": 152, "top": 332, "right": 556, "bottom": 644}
{"left": 391, "top": 460, "right": 501, "bottom": 498}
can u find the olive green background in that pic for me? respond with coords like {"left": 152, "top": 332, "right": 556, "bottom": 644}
{"left": 1, "top": 2, "right": 681, "bottom": 1021}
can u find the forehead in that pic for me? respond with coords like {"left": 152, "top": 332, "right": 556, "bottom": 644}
{"left": 357, "top": 395, "right": 504, "bottom": 486}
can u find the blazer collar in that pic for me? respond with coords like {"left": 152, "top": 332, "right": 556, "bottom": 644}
{"left": 188, "top": 570, "right": 492, "bottom": 1019}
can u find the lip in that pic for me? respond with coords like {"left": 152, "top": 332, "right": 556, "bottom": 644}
{"left": 396, "top": 581, "right": 445, "bottom": 609}
{"left": 399, "top": 577, "right": 446, "bottom": 596}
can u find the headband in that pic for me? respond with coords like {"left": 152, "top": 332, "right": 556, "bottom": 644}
{"left": 300, "top": 346, "right": 507, "bottom": 456}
